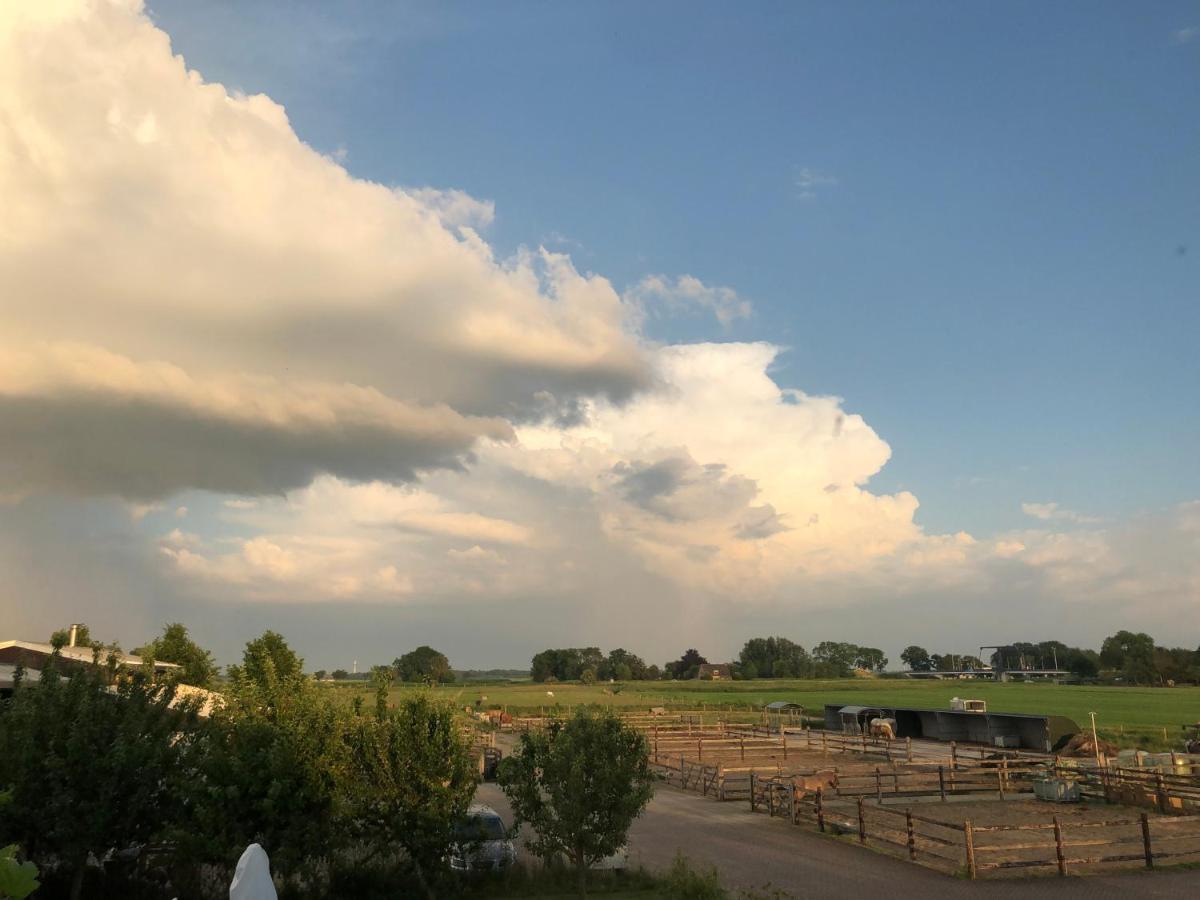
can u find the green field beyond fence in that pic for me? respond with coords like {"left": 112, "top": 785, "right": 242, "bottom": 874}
{"left": 321, "top": 678, "right": 1200, "bottom": 749}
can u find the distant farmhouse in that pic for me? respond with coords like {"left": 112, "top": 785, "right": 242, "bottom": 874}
{"left": 696, "top": 663, "right": 731, "bottom": 680}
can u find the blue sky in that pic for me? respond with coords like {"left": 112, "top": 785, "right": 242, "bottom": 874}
{"left": 147, "top": 0, "right": 1199, "bottom": 538}
{"left": 3, "top": 1, "right": 1199, "bottom": 667}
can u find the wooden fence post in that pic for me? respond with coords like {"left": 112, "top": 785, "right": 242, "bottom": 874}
{"left": 1053, "top": 816, "right": 1066, "bottom": 876}
{"left": 718, "top": 763, "right": 725, "bottom": 801}
{"left": 1140, "top": 812, "right": 1153, "bottom": 869}
{"left": 1155, "top": 774, "right": 1168, "bottom": 814}
{"left": 783, "top": 737, "right": 788, "bottom": 760}
{"left": 821, "top": 731, "right": 828, "bottom": 754}
{"left": 963, "top": 820, "right": 977, "bottom": 880}
{"left": 950, "top": 741, "right": 958, "bottom": 770}
{"left": 816, "top": 788, "right": 826, "bottom": 832}
{"left": 680, "top": 754, "right": 686, "bottom": 789}
{"left": 750, "top": 773, "right": 757, "bottom": 812}
{"left": 875, "top": 767, "right": 883, "bottom": 803}
{"left": 906, "top": 809, "right": 916, "bottom": 861}
{"left": 906, "top": 736, "right": 913, "bottom": 762}
{"left": 997, "top": 767, "right": 1005, "bottom": 801}
{"left": 807, "top": 729, "right": 813, "bottom": 750}
{"left": 768, "top": 781, "right": 775, "bottom": 817}
{"left": 856, "top": 797, "right": 866, "bottom": 844}
{"left": 938, "top": 765, "right": 947, "bottom": 801}
{"left": 790, "top": 777, "right": 798, "bottom": 824}
{"left": 702, "top": 764, "right": 709, "bottom": 797}
{"left": 741, "top": 735, "right": 746, "bottom": 761}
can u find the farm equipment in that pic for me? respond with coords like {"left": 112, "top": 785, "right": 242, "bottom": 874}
{"left": 1033, "top": 777, "right": 1081, "bottom": 803}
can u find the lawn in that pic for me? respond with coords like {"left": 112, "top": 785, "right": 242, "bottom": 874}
{"left": 320, "top": 678, "right": 1200, "bottom": 750}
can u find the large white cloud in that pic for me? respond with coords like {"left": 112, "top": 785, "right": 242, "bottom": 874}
{"left": 0, "top": 0, "right": 648, "bottom": 499}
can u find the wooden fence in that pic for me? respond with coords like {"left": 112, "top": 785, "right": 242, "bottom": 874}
{"left": 739, "top": 771, "right": 1200, "bottom": 878}
{"left": 647, "top": 727, "right": 1200, "bottom": 880}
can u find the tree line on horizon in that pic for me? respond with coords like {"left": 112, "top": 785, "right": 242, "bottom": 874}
{"left": 529, "top": 639, "right": 888, "bottom": 683}
{"left": 47, "top": 622, "right": 1200, "bottom": 689}
{"left": 530, "top": 631, "right": 1200, "bottom": 686}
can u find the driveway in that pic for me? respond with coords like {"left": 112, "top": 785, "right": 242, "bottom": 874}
{"left": 473, "top": 780, "right": 1200, "bottom": 899}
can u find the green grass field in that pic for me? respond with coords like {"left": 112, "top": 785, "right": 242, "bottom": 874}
{"left": 321, "top": 678, "right": 1200, "bottom": 750}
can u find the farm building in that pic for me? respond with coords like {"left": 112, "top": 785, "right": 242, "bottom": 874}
{"left": 0, "top": 638, "right": 180, "bottom": 678}
{"left": 0, "top": 637, "right": 221, "bottom": 715}
{"left": 823, "top": 702, "right": 1079, "bottom": 752}
{"left": 696, "top": 663, "right": 731, "bottom": 680}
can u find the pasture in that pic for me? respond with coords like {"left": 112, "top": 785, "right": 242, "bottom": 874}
{"left": 321, "top": 677, "right": 1200, "bottom": 749}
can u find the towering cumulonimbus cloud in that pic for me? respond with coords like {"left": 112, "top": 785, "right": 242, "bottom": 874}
{"left": 0, "top": 0, "right": 648, "bottom": 499}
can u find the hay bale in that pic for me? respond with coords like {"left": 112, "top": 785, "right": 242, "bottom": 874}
{"left": 1060, "top": 732, "right": 1119, "bottom": 758}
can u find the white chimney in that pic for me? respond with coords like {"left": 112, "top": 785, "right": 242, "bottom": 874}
{"left": 68, "top": 623, "right": 81, "bottom": 648}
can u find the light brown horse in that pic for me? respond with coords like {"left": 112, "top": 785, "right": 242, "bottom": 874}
{"left": 869, "top": 718, "right": 896, "bottom": 741}
{"left": 792, "top": 769, "right": 838, "bottom": 803}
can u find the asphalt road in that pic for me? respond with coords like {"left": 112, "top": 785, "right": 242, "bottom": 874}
{"left": 473, "top": 781, "right": 1200, "bottom": 899}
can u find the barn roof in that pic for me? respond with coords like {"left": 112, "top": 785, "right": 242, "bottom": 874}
{"left": 0, "top": 639, "right": 179, "bottom": 673}
{"left": 765, "top": 701, "right": 803, "bottom": 711}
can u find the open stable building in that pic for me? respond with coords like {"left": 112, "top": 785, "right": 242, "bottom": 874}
{"left": 824, "top": 703, "right": 1079, "bottom": 752}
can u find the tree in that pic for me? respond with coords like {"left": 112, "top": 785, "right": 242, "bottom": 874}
{"left": 738, "top": 637, "right": 811, "bottom": 679}
{"left": 1100, "top": 631, "right": 1156, "bottom": 683}
{"left": 0, "top": 657, "right": 199, "bottom": 900}
{"left": 331, "top": 668, "right": 349, "bottom": 680}
{"left": 598, "top": 648, "right": 648, "bottom": 681}
{"left": 665, "top": 649, "right": 708, "bottom": 680}
{"left": 228, "top": 630, "right": 304, "bottom": 689}
{"left": 579, "top": 667, "right": 597, "bottom": 685}
{"left": 135, "top": 622, "right": 219, "bottom": 687}
{"left": 530, "top": 647, "right": 604, "bottom": 682}
{"left": 900, "top": 645, "right": 932, "bottom": 672}
{"left": 852, "top": 647, "right": 888, "bottom": 673}
{"left": 47, "top": 624, "right": 95, "bottom": 650}
{"left": 393, "top": 646, "right": 453, "bottom": 684}
{"left": 313, "top": 669, "right": 327, "bottom": 681}
{"left": 812, "top": 641, "right": 857, "bottom": 677}
{"left": 179, "top": 672, "right": 347, "bottom": 889}
{"left": 498, "top": 710, "right": 653, "bottom": 897}
{"left": 343, "top": 693, "right": 475, "bottom": 900}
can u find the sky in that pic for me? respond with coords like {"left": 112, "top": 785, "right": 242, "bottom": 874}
{"left": 1, "top": 0, "right": 1197, "bottom": 671}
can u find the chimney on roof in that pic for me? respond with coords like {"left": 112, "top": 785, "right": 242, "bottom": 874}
{"left": 68, "top": 623, "right": 81, "bottom": 648}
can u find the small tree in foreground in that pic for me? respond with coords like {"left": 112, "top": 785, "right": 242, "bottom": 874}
{"left": 497, "top": 709, "right": 653, "bottom": 897}
{"left": 343, "top": 693, "right": 476, "bottom": 899}
{"left": 0, "top": 659, "right": 198, "bottom": 900}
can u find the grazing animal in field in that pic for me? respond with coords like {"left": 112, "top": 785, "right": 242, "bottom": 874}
{"left": 869, "top": 718, "right": 897, "bottom": 741}
{"left": 792, "top": 770, "right": 838, "bottom": 802}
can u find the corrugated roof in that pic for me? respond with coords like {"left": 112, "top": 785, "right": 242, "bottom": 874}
{"left": 825, "top": 702, "right": 1071, "bottom": 723}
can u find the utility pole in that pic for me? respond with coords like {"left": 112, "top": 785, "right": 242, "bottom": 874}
{"left": 1089, "top": 712, "right": 1102, "bottom": 767}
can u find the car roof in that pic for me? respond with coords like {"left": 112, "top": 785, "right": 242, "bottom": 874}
{"left": 466, "top": 804, "right": 502, "bottom": 818}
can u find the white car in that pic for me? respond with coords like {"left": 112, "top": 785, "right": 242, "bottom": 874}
{"left": 449, "top": 804, "right": 516, "bottom": 873}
